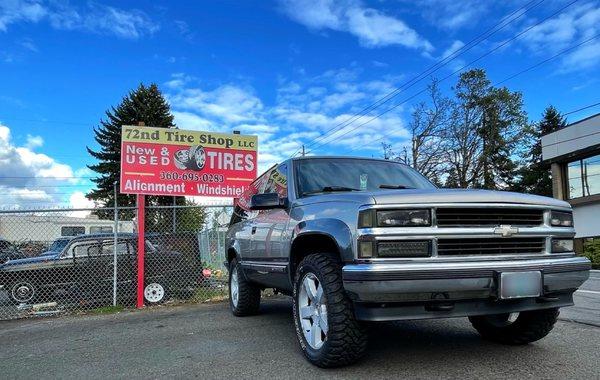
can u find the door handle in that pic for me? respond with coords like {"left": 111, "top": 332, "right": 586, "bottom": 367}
{"left": 251, "top": 226, "right": 257, "bottom": 234}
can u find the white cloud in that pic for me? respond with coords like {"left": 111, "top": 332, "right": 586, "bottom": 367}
{"left": 165, "top": 64, "right": 411, "bottom": 176}
{"left": 0, "top": 1, "right": 158, "bottom": 39}
{"left": 413, "top": 0, "right": 491, "bottom": 31}
{"left": 172, "top": 111, "right": 214, "bottom": 131}
{"left": 518, "top": 3, "right": 600, "bottom": 71}
{"left": 441, "top": 40, "right": 465, "bottom": 59}
{"left": 279, "top": 0, "right": 432, "bottom": 51}
{"left": 25, "top": 134, "right": 43, "bottom": 149}
{"left": 0, "top": 124, "right": 90, "bottom": 208}
{"left": 168, "top": 79, "right": 264, "bottom": 125}
{"left": 68, "top": 191, "right": 94, "bottom": 217}
{"left": 0, "top": 0, "right": 47, "bottom": 31}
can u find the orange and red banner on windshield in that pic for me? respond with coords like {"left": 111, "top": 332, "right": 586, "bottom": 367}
{"left": 120, "top": 125, "right": 257, "bottom": 197}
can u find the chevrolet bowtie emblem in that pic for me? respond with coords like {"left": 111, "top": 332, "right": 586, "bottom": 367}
{"left": 494, "top": 225, "right": 519, "bottom": 237}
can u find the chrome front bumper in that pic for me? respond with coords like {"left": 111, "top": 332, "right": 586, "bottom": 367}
{"left": 342, "top": 256, "right": 591, "bottom": 320}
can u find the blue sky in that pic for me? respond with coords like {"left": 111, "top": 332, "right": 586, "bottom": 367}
{"left": 1, "top": 0, "right": 599, "bottom": 208}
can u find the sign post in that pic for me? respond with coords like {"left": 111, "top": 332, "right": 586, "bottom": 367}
{"left": 136, "top": 194, "right": 145, "bottom": 308}
{"left": 119, "top": 125, "right": 258, "bottom": 308}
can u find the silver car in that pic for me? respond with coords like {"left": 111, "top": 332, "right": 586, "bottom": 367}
{"left": 225, "top": 156, "right": 591, "bottom": 367}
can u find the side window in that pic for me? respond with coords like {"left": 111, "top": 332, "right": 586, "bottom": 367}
{"left": 61, "top": 226, "right": 85, "bottom": 236}
{"left": 263, "top": 163, "right": 288, "bottom": 197}
{"left": 101, "top": 241, "right": 129, "bottom": 256}
{"left": 231, "top": 166, "right": 274, "bottom": 225}
{"left": 90, "top": 226, "right": 113, "bottom": 234}
{"left": 68, "top": 241, "right": 101, "bottom": 258}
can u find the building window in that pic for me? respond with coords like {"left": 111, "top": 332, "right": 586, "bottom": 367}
{"left": 61, "top": 226, "right": 85, "bottom": 236}
{"left": 90, "top": 226, "right": 113, "bottom": 234}
{"left": 567, "top": 154, "right": 600, "bottom": 199}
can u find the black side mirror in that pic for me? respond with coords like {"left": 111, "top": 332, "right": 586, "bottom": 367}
{"left": 250, "top": 193, "right": 287, "bottom": 210}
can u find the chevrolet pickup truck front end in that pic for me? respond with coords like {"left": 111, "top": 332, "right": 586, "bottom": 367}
{"left": 344, "top": 203, "right": 591, "bottom": 321}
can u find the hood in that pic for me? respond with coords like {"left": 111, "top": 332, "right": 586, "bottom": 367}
{"left": 1, "top": 254, "right": 59, "bottom": 268}
{"left": 368, "top": 188, "right": 570, "bottom": 208}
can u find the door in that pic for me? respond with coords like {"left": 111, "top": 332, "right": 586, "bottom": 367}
{"left": 71, "top": 239, "right": 104, "bottom": 302}
{"left": 247, "top": 163, "right": 291, "bottom": 288}
{"left": 100, "top": 239, "right": 135, "bottom": 301}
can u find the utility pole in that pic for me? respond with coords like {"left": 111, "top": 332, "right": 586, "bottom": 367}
{"left": 302, "top": 145, "right": 305, "bottom": 156}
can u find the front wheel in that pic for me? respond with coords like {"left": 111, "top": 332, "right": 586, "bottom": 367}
{"left": 229, "top": 259, "right": 260, "bottom": 316}
{"left": 10, "top": 280, "right": 38, "bottom": 304}
{"left": 293, "top": 253, "right": 367, "bottom": 368}
{"left": 469, "top": 308, "right": 559, "bottom": 345}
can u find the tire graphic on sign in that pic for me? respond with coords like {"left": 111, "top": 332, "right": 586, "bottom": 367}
{"left": 172, "top": 145, "right": 206, "bottom": 171}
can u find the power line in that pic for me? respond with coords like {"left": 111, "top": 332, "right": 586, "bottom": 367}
{"left": 0, "top": 176, "right": 95, "bottom": 179}
{"left": 0, "top": 184, "right": 93, "bottom": 188}
{"left": 306, "top": 0, "right": 582, "bottom": 155}
{"left": 340, "top": 32, "right": 599, "bottom": 156}
{"left": 564, "top": 101, "right": 600, "bottom": 116}
{"left": 287, "top": 0, "right": 547, "bottom": 157}
{"left": 0, "top": 117, "right": 94, "bottom": 127}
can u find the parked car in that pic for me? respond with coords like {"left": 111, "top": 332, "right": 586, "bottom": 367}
{"left": 0, "top": 233, "right": 202, "bottom": 305}
{"left": 0, "top": 238, "right": 25, "bottom": 264}
{"left": 39, "top": 236, "right": 74, "bottom": 257}
{"left": 225, "top": 156, "right": 591, "bottom": 367}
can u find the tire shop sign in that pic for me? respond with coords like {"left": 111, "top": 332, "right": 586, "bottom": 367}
{"left": 120, "top": 125, "right": 258, "bottom": 197}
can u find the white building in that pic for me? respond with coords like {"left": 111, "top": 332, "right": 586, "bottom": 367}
{"left": 0, "top": 213, "right": 134, "bottom": 242}
{"left": 542, "top": 112, "right": 600, "bottom": 247}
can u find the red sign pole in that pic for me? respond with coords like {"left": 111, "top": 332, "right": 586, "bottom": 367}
{"left": 136, "top": 194, "right": 145, "bottom": 308}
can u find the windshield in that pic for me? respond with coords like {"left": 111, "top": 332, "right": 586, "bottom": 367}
{"left": 49, "top": 238, "right": 70, "bottom": 252}
{"left": 295, "top": 158, "right": 435, "bottom": 197}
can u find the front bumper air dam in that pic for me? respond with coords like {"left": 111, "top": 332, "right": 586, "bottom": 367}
{"left": 342, "top": 256, "right": 591, "bottom": 321}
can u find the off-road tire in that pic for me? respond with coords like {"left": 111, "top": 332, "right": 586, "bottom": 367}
{"left": 229, "top": 258, "right": 261, "bottom": 316}
{"left": 469, "top": 308, "right": 559, "bottom": 345}
{"left": 293, "top": 253, "right": 367, "bottom": 368}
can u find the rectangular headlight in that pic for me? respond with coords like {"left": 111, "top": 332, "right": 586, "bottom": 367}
{"left": 551, "top": 239, "right": 574, "bottom": 253}
{"left": 376, "top": 209, "right": 431, "bottom": 227}
{"left": 550, "top": 211, "right": 573, "bottom": 227}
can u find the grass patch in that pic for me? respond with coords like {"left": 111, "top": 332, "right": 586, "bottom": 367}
{"left": 88, "top": 305, "right": 125, "bottom": 314}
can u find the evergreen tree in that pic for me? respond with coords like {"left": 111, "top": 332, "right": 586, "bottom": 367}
{"left": 513, "top": 105, "right": 566, "bottom": 196}
{"left": 477, "top": 87, "right": 526, "bottom": 189}
{"left": 87, "top": 83, "right": 176, "bottom": 207}
{"left": 86, "top": 84, "right": 207, "bottom": 231}
{"left": 447, "top": 69, "right": 526, "bottom": 189}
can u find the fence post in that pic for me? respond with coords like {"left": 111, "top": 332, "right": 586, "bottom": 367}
{"left": 113, "top": 183, "right": 118, "bottom": 307}
{"left": 172, "top": 196, "right": 176, "bottom": 233}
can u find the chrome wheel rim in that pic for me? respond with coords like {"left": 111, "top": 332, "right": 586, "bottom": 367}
{"left": 231, "top": 266, "right": 239, "bottom": 307}
{"left": 12, "top": 282, "right": 35, "bottom": 303}
{"left": 144, "top": 283, "right": 165, "bottom": 303}
{"left": 298, "top": 272, "right": 328, "bottom": 350}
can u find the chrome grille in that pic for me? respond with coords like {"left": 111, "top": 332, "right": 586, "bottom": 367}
{"left": 437, "top": 238, "right": 546, "bottom": 256}
{"left": 435, "top": 207, "right": 544, "bottom": 227}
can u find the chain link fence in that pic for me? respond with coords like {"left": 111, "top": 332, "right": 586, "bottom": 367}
{"left": 0, "top": 205, "right": 233, "bottom": 320}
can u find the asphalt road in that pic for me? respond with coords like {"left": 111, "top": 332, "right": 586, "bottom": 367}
{"left": 561, "top": 270, "right": 600, "bottom": 327}
{"left": 1, "top": 275, "right": 599, "bottom": 380}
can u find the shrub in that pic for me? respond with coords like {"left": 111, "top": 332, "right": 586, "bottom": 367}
{"left": 582, "top": 238, "right": 600, "bottom": 269}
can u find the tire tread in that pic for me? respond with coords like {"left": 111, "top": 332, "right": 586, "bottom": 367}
{"left": 294, "top": 253, "right": 367, "bottom": 368}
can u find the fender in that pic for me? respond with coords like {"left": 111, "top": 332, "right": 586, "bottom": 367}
{"left": 290, "top": 218, "right": 354, "bottom": 262}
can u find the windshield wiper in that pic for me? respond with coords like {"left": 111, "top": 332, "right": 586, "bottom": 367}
{"left": 304, "top": 186, "right": 361, "bottom": 195}
{"left": 379, "top": 184, "right": 415, "bottom": 189}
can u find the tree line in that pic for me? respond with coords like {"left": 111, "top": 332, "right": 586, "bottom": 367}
{"left": 383, "top": 68, "right": 567, "bottom": 196}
